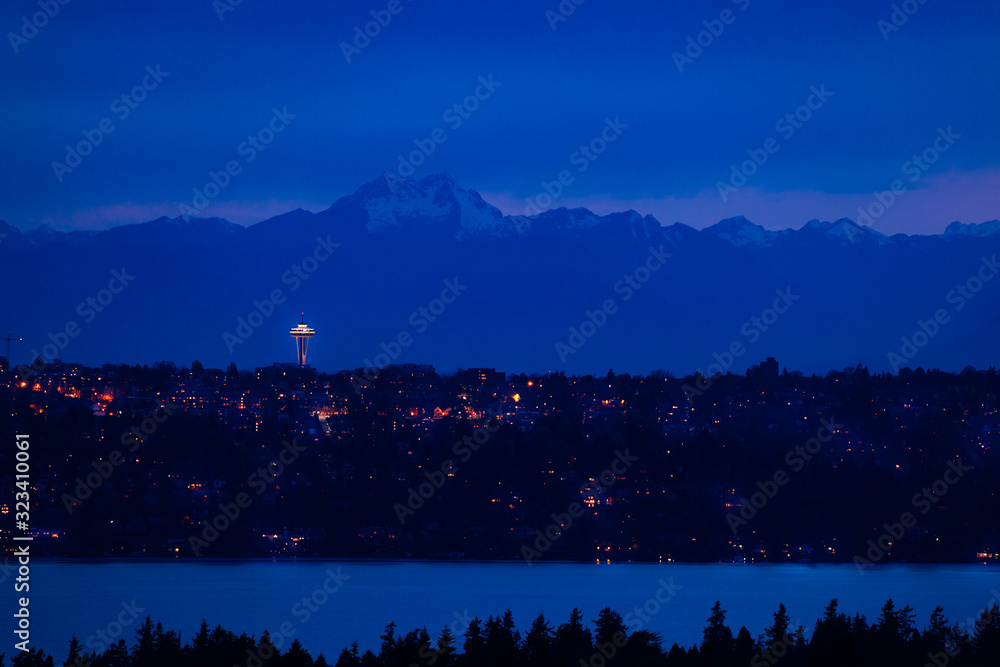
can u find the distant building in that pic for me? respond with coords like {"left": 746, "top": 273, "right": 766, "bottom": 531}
{"left": 456, "top": 367, "right": 505, "bottom": 390}
{"left": 759, "top": 357, "right": 780, "bottom": 383}
{"left": 385, "top": 363, "right": 436, "bottom": 382}
{"left": 169, "top": 377, "right": 220, "bottom": 415}
{"left": 255, "top": 362, "right": 313, "bottom": 378}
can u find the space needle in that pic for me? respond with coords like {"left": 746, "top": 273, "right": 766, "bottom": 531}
{"left": 289, "top": 315, "right": 315, "bottom": 366}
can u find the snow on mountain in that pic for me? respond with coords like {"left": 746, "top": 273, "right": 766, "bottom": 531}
{"left": 4, "top": 175, "right": 1000, "bottom": 375}
{"left": 0, "top": 220, "right": 24, "bottom": 249}
{"left": 4, "top": 174, "right": 997, "bottom": 252}
{"left": 702, "top": 216, "right": 894, "bottom": 248}
{"left": 25, "top": 224, "right": 61, "bottom": 240}
{"left": 517, "top": 207, "right": 604, "bottom": 234}
{"left": 604, "top": 210, "right": 664, "bottom": 240}
{"left": 801, "top": 218, "right": 889, "bottom": 245}
{"left": 351, "top": 173, "right": 510, "bottom": 238}
{"left": 944, "top": 220, "right": 1000, "bottom": 238}
{"left": 507, "top": 207, "right": 669, "bottom": 244}
{"left": 702, "top": 216, "right": 790, "bottom": 248}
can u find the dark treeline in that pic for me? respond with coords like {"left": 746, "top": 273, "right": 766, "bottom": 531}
{"left": 7, "top": 599, "right": 1000, "bottom": 667}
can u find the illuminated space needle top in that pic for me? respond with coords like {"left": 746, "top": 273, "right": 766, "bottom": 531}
{"left": 290, "top": 315, "right": 315, "bottom": 366}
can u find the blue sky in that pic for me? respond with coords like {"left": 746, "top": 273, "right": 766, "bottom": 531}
{"left": 3, "top": 0, "right": 999, "bottom": 234}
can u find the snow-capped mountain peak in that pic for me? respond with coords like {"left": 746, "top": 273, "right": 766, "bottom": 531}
{"left": 703, "top": 216, "right": 788, "bottom": 247}
{"left": 351, "top": 173, "right": 509, "bottom": 238}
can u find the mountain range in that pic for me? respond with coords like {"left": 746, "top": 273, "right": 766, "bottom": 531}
{"left": 2, "top": 173, "right": 999, "bottom": 376}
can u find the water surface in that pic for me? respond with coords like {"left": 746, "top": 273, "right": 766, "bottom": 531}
{"left": 20, "top": 561, "right": 1000, "bottom": 659}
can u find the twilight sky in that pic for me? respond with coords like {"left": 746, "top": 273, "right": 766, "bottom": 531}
{"left": 3, "top": 0, "right": 999, "bottom": 234}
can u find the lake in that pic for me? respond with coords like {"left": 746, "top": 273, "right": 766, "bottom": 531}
{"left": 17, "top": 561, "right": 1000, "bottom": 660}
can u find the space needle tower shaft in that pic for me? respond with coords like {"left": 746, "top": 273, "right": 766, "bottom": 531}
{"left": 289, "top": 315, "right": 315, "bottom": 366}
